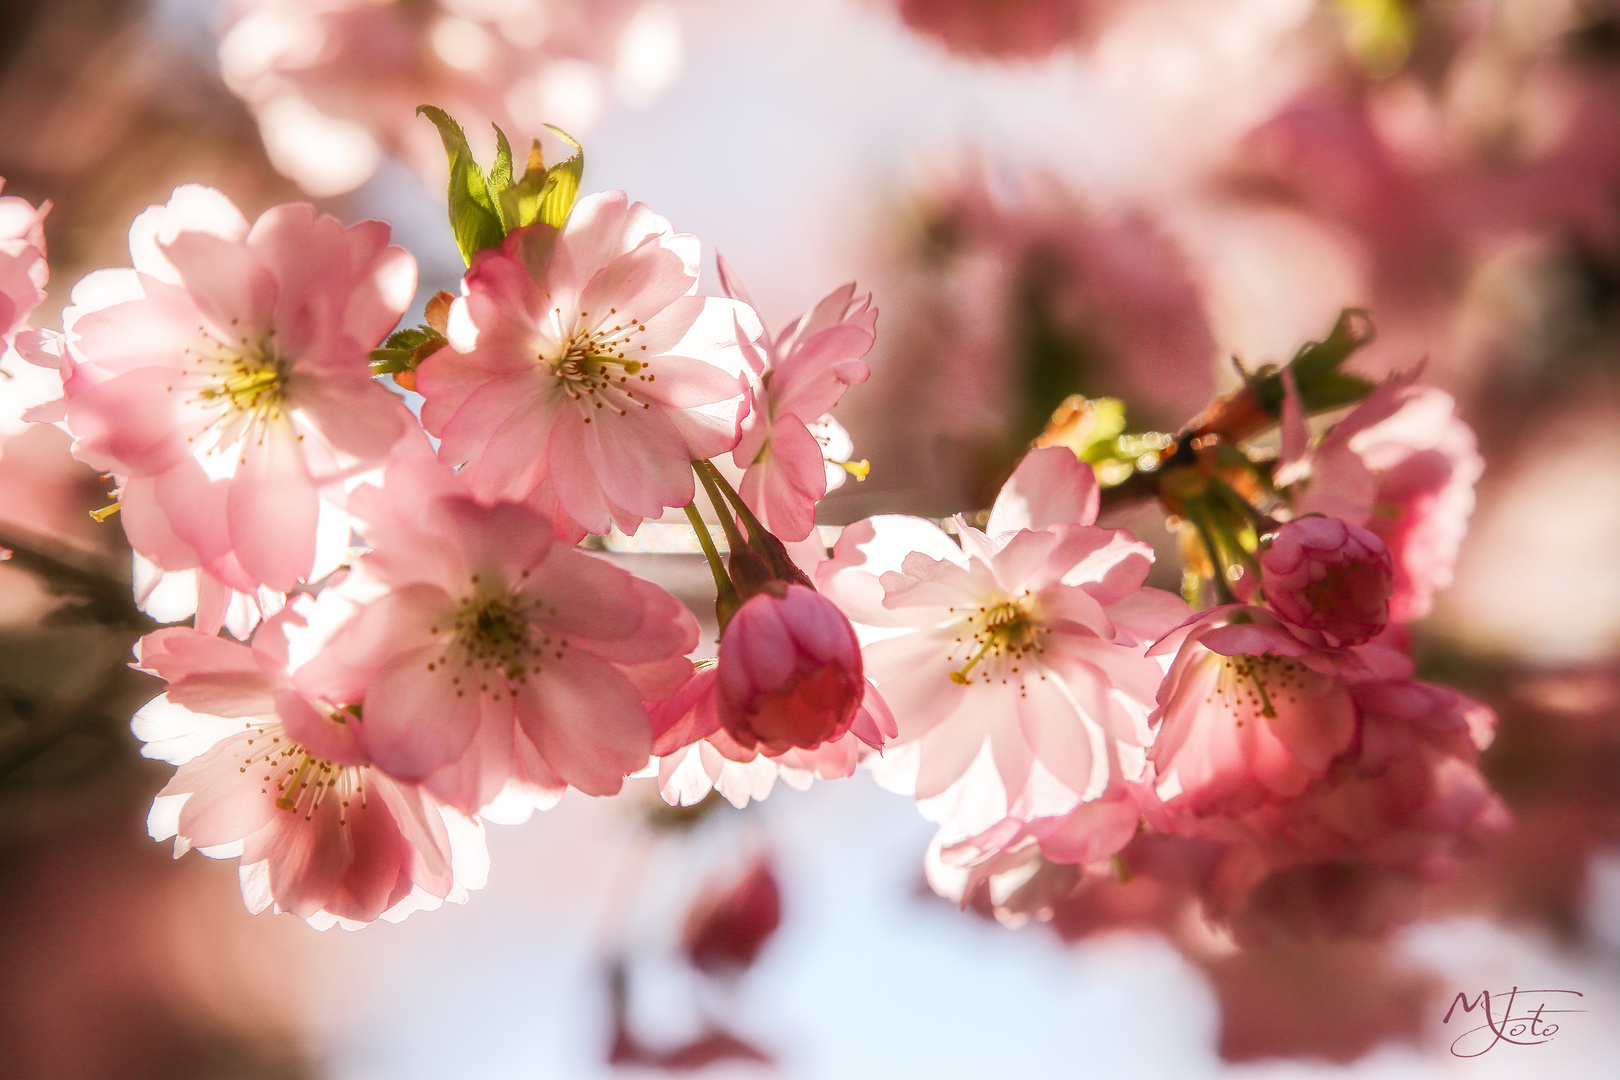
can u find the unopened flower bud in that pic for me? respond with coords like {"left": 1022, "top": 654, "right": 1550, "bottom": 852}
{"left": 717, "top": 584, "right": 863, "bottom": 754}
{"left": 1261, "top": 516, "right": 1392, "bottom": 646}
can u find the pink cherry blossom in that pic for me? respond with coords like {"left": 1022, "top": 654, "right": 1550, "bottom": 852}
{"left": 682, "top": 856, "right": 782, "bottom": 976}
{"left": 44, "top": 185, "right": 417, "bottom": 630}
{"left": 1147, "top": 606, "right": 1411, "bottom": 821}
{"left": 819, "top": 447, "right": 1187, "bottom": 838}
{"left": 651, "top": 663, "right": 895, "bottom": 808}
{"left": 417, "top": 196, "right": 760, "bottom": 537}
{"left": 1260, "top": 515, "right": 1392, "bottom": 647}
{"left": 1197, "top": 678, "right": 1508, "bottom": 942}
{"left": 718, "top": 257, "right": 875, "bottom": 542}
{"left": 0, "top": 179, "right": 47, "bottom": 351}
{"left": 301, "top": 450, "right": 698, "bottom": 816}
{"left": 132, "top": 612, "right": 488, "bottom": 928}
{"left": 1297, "top": 376, "right": 1482, "bottom": 624}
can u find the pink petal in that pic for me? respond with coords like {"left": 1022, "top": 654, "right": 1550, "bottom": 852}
{"left": 62, "top": 366, "right": 190, "bottom": 475}
{"left": 516, "top": 650, "right": 652, "bottom": 796}
{"left": 359, "top": 643, "right": 484, "bottom": 781}
{"left": 227, "top": 420, "right": 319, "bottom": 590}
{"left": 738, "top": 414, "right": 825, "bottom": 542}
{"left": 159, "top": 230, "right": 276, "bottom": 342}
{"left": 987, "top": 447, "right": 1100, "bottom": 534}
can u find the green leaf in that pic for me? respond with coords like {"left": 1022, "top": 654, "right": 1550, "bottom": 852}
{"left": 489, "top": 124, "right": 515, "bottom": 232}
{"left": 369, "top": 325, "right": 447, "bottom": 376}
{"left": 534, "top": 125, "right": 583, "bottom": 229}
{"left": 500, "top": 138, "right": 549, "bottom": 230}
{"left": 1258, "top": 308, "right": 1376, "bottom": 416}
{"left": 417, "top": 105, "right": 505, "bottom": 265}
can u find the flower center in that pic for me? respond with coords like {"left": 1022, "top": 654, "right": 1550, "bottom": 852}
{"left": 948, "top": 593, "right": 1047, "bottom": 687}
{"left": 198, "top": 358, "right": 286, "bottom": 415}
{"left": 1212, "top": 653, "right": 1306, "bottom": 723}
{"left": 178, "top": 323, "right": 292, "bottom": 464}
{"left": 544, "top": 308, "right": 655, "bottom": 423}
{"left": 426, "top": 579, "right": 565, "bottom": 698}
{"left": 236, "top": 721, "right": 368, "bottom": 825}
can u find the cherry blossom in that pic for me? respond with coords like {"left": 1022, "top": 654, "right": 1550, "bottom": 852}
{"left": 1146, "top": 606, "right": 1409, "bottom": 820}
{"left": 418, "top": 195, "right": 759, "bottom": 537}
{"left": 1196, "top": 678, "right": 1508, "bottom": 944}
{"left": 1296, "top": 376, "right": 1482, "bottom": 624}
{"left": 819, "top": 447, "right": 1187, "bottom": 838}
{"left": 40, "top": 185, "right": 416, "bottom": 631}
{"left": 299, "top": 450, "right": 698, "bottom": 816}
{"left": 716, "top": 584, "right": 865, "bottom": 754}
{"left": 133, "top": 609, "right": 488, "bottom": 928}
{"left": 682, "top": 856, "right": 783, "bottom": 976}
{"left": 923, "top": 769, "right": 1147, "bottom": 922}
{"left": 1260, "top": 515, "right": 1393, "bottom": 647}
{"left": 718, "top": 257, "right": 875, "bottom": 542}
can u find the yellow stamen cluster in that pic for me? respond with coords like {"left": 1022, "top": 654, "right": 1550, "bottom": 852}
{"left": 546, "top": 306, "right": 654, "bottom": 423}
{"left": 946, "top": 592, "right": 1049, "bottom": 693}
{"left": 178, "top": 320, "right": 291, "bottom": 460}
{"left": 235, "top": 722, "right": 368, "bottom": 825}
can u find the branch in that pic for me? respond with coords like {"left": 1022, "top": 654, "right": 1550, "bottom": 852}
{"left": 0, "top": 524, "right": 154, "bottom": 631}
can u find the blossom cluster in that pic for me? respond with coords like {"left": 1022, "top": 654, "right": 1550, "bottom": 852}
{"left": 5, "top": 107, "right": 1501, "bottom": 941}
{"left": 915, "top": 355, "right": 1507, "bottom": 936}
{"left": 8, "top": 112, "right": 880, "bottom": 926}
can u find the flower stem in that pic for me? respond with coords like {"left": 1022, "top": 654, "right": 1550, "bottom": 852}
{"left": 692, "top": 459, "right": 769, "bottom": 548}
{"left": 1187, "top": 500, "right": 1238, "bottom": 607}
{"left": 693, "top": 462, "right": 749, "bottom": 554}
{"left": 683, "top": 502, "right": 739, "bottom": 614}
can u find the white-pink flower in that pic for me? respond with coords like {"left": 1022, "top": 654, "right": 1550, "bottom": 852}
{"left": 133, "top": 610, "right": 488, "bottom": 929}
{"left": 0, "top": 179, "right": 47, "bottom": 351}
{"left": 43, "top": 185, "right": 417, "bottom": 630}
{"left": 818, "top": 447, "right": 1187, "bottom": 838}
{"left": 718, "top": 257, "right": 875, "bottom": 542}
{"left": 418, "top": 195, "right": 760, "bottom": 537}
{"left": 1295, "top": 375, "right": 1482, "bottom": 624}
{"left": 300, "top": 450, "right": 698, "bottom": 816}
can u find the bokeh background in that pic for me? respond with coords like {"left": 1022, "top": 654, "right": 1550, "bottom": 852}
{"left": 2, "top": 0, "right": 1620, "bottom": 1076}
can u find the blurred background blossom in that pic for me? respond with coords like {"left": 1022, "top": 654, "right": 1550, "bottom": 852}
{"left": 2, "top": 0, "right": 1619, "bottom": 1077}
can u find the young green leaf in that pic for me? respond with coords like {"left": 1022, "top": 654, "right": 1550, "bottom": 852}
{"left": 418, "top": 105, "right": 505, "bottom": 264}
{"left": 500, "top": 139, "right": 550, "bottom": 230}
{"left": 489, "top": 124, "right": 516, "bottom": 232}
{"left": 534, "top": 125, "right": 584, "bottom": 229}
{"left": 370, "top": 325, "right": 448, "bottom": 377}
{"left": 1257, "top": 308, "right": 1375, "bottom": 416}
